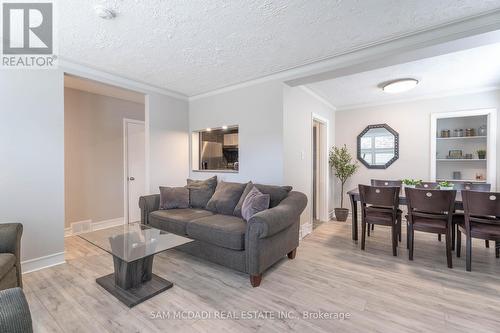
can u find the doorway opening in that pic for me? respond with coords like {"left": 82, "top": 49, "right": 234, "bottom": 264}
{"left": 64, "top": 74, "right": 146, "bottom": 236}
{"left": 312, "top": 115, "right": 329, "bottom": 230}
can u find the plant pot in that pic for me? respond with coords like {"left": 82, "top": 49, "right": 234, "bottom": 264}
{"left": 478, "top": 153, "right": 486, "bottom": 160}
{"left": 440, "top": 186, "right": 454, "bottom": 190}
{"left": 334, "top": 208, "right": 349, "bottom": 222}
{"left": 404, "top": 185, "right": 416, "bottom": 189}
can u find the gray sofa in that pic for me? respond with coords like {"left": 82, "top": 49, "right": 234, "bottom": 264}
{"left": 0, "top": 223, "right": 23, "bottom": 291}
{"left": 139, "top": 183, "right": 307, "bottom": 287}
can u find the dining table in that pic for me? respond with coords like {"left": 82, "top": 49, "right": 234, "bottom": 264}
{"left": 347, "top": 187, "right": 464, "bottom": 241}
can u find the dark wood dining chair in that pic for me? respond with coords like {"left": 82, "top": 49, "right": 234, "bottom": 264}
{"left": 371, "top": 179, "right": 402, "bottom": 187}
{"left": 456, "top": 190, "right": 500, "bottom": 271}
{"left": 453, "top": 183, "right": 492, "bottom": 248}
{"left": 406, "top": 188, "right": 456, "bottom": 268}
{"left": 416, "top": 182, "right": 440, "bottom": 189}
{"left": 368, "top": 180, "right": 402, "bottom": 234}
{"left": 359, "top": 185, "right": 401, "bottom": 256}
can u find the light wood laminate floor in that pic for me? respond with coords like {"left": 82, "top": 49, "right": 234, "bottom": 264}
{"left": 23, "top": 220, "right": 500, "bottom": 333}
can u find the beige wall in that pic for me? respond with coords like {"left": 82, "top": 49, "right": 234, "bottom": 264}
{"left": 334, "top": 90, "right": 500, "bottom": 207}
{"left": 64, "top": 88, "right": 144, "bottom": 227}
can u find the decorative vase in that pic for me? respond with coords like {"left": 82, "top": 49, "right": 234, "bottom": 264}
{"left": 334, "top": 208, "right": 349, "bottom": 222}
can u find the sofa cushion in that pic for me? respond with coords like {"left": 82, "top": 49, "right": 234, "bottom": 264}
{"left": 186, "top": 176, "right": 217, "bottom": 208}
{"left": 254, "top": 184, "right": 292, "bottom": 208}
{"left": 233, "top": 181, "right": 253, "bottom": 217}
{"left": 159, "top": 186, "right": 189, "bottom": 210}
{"left": 149, "top": 209, "right": 214, "bottom": 235}
{"left": 186, "top": 214, "right": 246, "bottom": 250}
{"left": 0, "top": 253, "right": 16, "bottom": 280}
{"left": 206, "top": 181, "right": 247, "bottom": 215}
{"left": 241, "top": 186, "right": 270, "bottom": 221}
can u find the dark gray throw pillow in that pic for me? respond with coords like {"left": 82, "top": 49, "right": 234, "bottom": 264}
{"left": 186, "top": 176, "right": 217, "bottom": 208}
{"left": 159, "top": 186, "right": 189, "bottom": 210}
{"left": 206, "top": 181, "right": 247, "bottom": 215}
{"left": 254, "top": 184, "right": 292, "bottom": 207}
{"left": 241, "top": 186, "right": 270, "bottom": 222}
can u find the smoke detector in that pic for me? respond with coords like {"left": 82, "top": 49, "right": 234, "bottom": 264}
{"left": 94, "top": 5, "right": 116, "bottom": 19}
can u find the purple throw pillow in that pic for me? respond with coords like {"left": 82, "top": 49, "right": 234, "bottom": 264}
{"left": 241, "top": 186, "right": 270, "bottom": 222}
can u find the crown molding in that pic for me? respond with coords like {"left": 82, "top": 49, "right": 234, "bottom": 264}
{"left": 59, "top": 59, "right": 188, "bottom": 101}
{"left": 299, "top": 86, "right": 336, "bottom": 111}
{"left": 333, "top": 86, "right": 500, "bottom": 112}
{"left": 189, "top": 9, "right": 500, "bottom": 101}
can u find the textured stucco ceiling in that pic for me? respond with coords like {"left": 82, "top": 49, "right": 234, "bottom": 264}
{"left": 306, "top": 42, "right": 500, "bottom": 110}
{"left": 58, "top": 1, "right": 500, "bottom": 96}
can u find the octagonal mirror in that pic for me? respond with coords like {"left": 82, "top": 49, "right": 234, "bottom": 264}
{"left": 357, "top": 124, "right": 399, "bottom": 169}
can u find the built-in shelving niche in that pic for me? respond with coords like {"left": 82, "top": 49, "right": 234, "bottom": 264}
{"left": 431, "top": 109, "right": 497, "bottom": 189}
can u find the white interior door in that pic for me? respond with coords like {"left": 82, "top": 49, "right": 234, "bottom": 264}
{"left": 125, "top": 120, "right": 145, "bottom": 223}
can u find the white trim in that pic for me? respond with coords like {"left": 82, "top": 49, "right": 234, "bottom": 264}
{"left": 311, "top": 114, "right": 330, "bottom": 223}
{"left": 144, "top": 96, "right": 151, "bottom": 194}
{"left": 92, "top": 217, "right": 125, "bottom": 231}
{"left": 300, "top": 223, "right": 313, "bottom": 240}
{"left": 430, "top": 108, "right": 497, "bottom": 189}
{"left": 64, "top": 217, "right": 125, "bottom": 237}
{"left": 22, "top": 252, "right": 65, "bottom": 274}
{"left": 190, "top": 10, "right": 500, "bottom": 100}
{"left": 60, "top": 60, "right": 188, "bottom": 101}
{"left": 333, "top": 86, "right": 500, "bottom": 112}
{"left": 123, "top": 119, "right": 146, "bottom": 223}
{"left": 299, "top": 86, "right": 336, "bottom": 110}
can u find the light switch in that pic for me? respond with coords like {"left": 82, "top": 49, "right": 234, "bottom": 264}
{"left": 300, "top": 151, "right": 305, "bottom": 160}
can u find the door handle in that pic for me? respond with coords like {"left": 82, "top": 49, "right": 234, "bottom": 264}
{"left": 129, "top": 177, "right": 135, "bottom": 181}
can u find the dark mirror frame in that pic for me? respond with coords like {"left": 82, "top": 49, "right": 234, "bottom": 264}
{"left": 357, "top": 123, "right": 399, "bottom": 169}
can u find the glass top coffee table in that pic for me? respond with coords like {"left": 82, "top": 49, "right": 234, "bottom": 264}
{"left": 79, "top": 223, "right": 192, "bottom": 307}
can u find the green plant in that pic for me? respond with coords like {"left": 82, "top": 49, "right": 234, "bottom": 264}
{"left": 329, "top": 145, "right": 358, "bottom": 208}
{"left": 439, "top": 181, "right": 453, "bottom": 188}
{"left": 402, "top": 179, "right": 422, "bottom": 186}
{"left": 477, "top": 149, "right": 487, "bottom": 159}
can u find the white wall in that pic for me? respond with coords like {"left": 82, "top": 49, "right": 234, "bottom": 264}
{"left": 189, "top": 81, "right": 285, "bottom": 184}
{"left": 334, "top": 90, "right": 500, "bottom": 206}
{"left": 0, "top": 70, "right": 65, "bottom": 267}
{"left": 64, "top": 88, "right": 144, "bottom": 227}
{"left": 146, "top": 93, "right": 190, "bottom": 193}
{"left": 283, "top": 86, "right": 335, "bottom": 228}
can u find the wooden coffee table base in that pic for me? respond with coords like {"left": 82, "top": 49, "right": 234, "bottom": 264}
{"left": 96, "top": 254, "right": 173, "bottom": 308}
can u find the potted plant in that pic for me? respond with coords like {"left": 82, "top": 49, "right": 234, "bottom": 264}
{"left": 402, "top": 179, "right": 422, "bottom": 188}
{"left": 477, "top": 149, "right": 487, "bottom": 160}
{"left": 329, "top": 145, "right": 358, "bottom": 222}
{"left": 438, "top": 181, "right": 454, "bottom": 190}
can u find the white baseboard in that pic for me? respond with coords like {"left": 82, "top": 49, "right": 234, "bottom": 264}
{"left": 92, "top": 217, "right": 125, "bottom": 231}
{"left": 300, "top": 222, "right": 313, "bottom": 239}
{"left": 65, "top": 217, "right": 125, "bottom": 237}
{"left": 21, "top": 252, "right": 65, "bottom": 274}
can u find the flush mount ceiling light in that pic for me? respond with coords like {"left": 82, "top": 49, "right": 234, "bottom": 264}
{"left": 94, "top": 5, "right": 116, "bottom": 19}
{"left": 381, "top": 78, "right": 419, "bottom": 94}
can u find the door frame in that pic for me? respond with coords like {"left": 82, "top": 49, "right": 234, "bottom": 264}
{"left": 311, "top": 113, "right": 330, "bottom": 223}
{"left": 123, "top": 118, "right": 146, "bottom": 224}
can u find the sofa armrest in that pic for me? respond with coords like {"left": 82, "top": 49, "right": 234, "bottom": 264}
{"left": 0, "top": 224, "right": 22, "bottom": 258}
{"left": 247, "top": 191, "right": 307, "bottom": 239}
{"left": 139, "top": 194, "right": 160, "bottom": 225}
